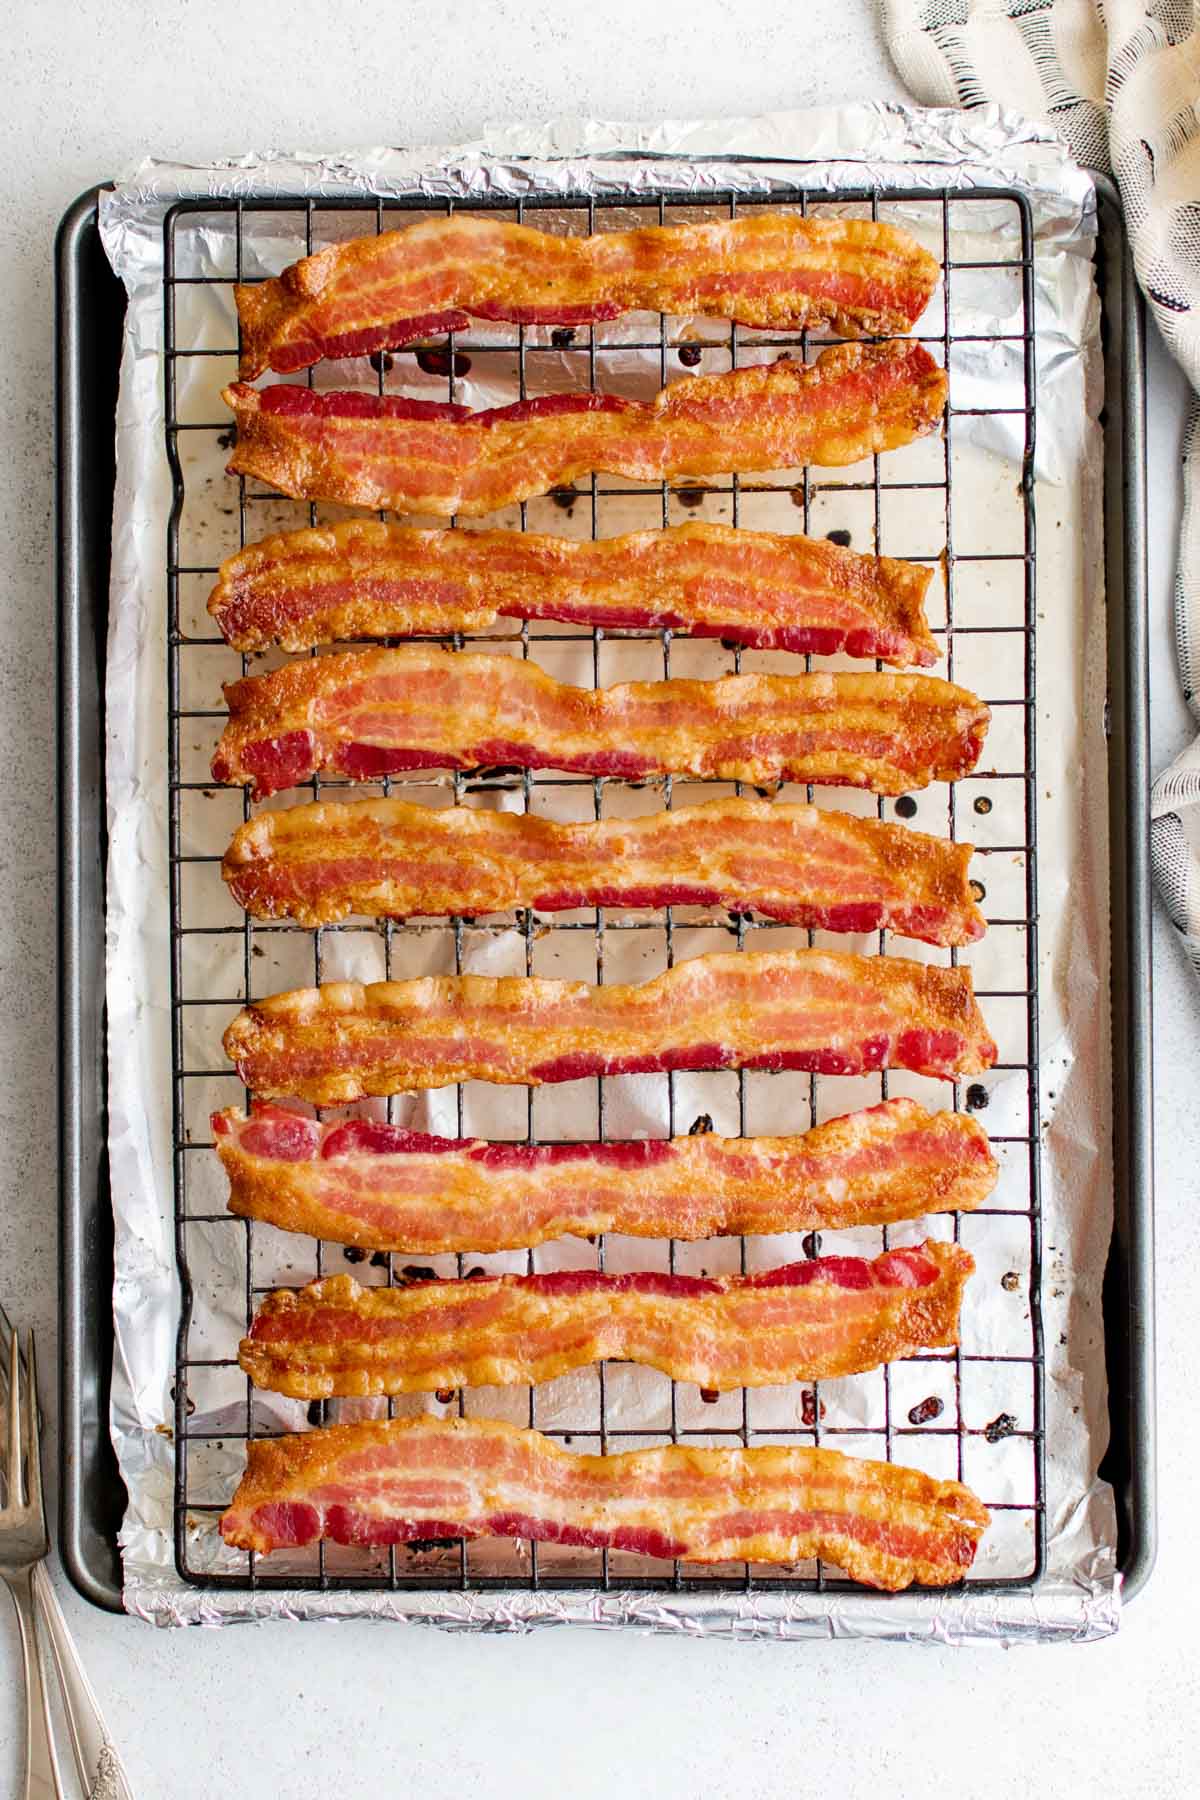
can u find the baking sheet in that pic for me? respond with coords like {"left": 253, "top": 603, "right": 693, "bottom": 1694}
{"left": 97, "top": 102, "right": 1117, "bottom": 1638}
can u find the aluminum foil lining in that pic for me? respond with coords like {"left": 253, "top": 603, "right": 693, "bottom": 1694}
{"left": 98, "top": 101, "right": 1119, "bottom": 1641}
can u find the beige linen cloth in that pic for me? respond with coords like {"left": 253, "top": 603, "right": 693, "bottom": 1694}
{"left": 883, "top": 0, "right": 1200, "bottom": 977}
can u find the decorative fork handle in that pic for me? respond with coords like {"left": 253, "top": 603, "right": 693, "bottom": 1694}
{"left": 4, "top": 1564, "right": 62, "bottom": 1800}
{"left": 31, "top": 1563, "right": 135, "bottom": 1799}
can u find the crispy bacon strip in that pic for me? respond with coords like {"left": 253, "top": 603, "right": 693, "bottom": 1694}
{"left": 207, "top": 518, "right": 938, "bottom": 665}
{"left": 213, "top": 1097, "right": 998, "bottom": 1252}
{"left": 221, "top": 950, "right": 997, "bottom": 1104}
{"left": 221, "top": 342, "right": 948, "bottom": 518}
{"left": 236, "top": 213, "right": 941, "bottom": 379}
{"left": 222, "top": 794, "right": 984, "bottom": 946}
{"left": 240, "top": 1243, "right": 974, "bottom": 1398}
{"left": 219, "top": 1413, "right": 990, "bottom": 1587}
{"left": 211, "top": 646, "right": 988, "bottom": 802}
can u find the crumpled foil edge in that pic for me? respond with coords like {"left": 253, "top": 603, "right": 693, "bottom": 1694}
{"left": 121, "top": 1570, "right": 1122, "bottom": 1643}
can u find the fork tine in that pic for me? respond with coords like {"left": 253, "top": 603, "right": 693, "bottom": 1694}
{"left": 6, "top": 1325, "right": 21, "bottom": 1508}
{"left": 23, "top": 1331, "right": 42, "bottom": 1519}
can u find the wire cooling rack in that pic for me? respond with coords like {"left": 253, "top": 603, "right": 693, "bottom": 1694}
{"left": 164, "top": 183, "right": 1043, "bottom": 1595}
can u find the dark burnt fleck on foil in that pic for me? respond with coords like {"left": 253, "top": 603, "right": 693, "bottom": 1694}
{"left": 907, "top": 1395, "right": 944, "bottom": 1425}
{"left": 416, "top": 346, "right": 471, "bottom": 379}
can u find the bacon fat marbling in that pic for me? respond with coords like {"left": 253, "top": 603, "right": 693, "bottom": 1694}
{"left": 222, "top": 342, "right": 948, "bottom": 517}
{"left": 236, "top": 212, "right": 940, "bottom": 379}
{"left": 214, "top": 1098, "right": 997, "bottom": 1252}
{"left": 219, "top": 1413, "right": 990, "bottom": 1588}
{"left": 239, "top": 1242, "right": 974, "bottom": 1397}
{"left": 221, "top": 793, "right": 983, "bottom": 944}
{"left": 207, "top": 518, "right": 938, "bottom": 665}
{"left": 211, "top": 645, "right": 988, "bottom": 801}
{"left": 221, "top": 950, "right": 997, "bottom": 1104}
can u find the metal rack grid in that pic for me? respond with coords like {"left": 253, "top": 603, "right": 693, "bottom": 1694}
{"left": 164, "top": 183, "right": 1043, "bottom": 1595}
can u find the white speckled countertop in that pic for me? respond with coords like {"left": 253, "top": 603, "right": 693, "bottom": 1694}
{"left": 2, "top": 2, "right": 1196, "bottom": 1792}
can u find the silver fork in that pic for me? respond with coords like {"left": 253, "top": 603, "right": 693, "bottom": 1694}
{"left": 1, "top": 1323, "right": 133, "bottom": 1799}
{"left": 1, "top": 1328, "right": 63, "bottom": 1800}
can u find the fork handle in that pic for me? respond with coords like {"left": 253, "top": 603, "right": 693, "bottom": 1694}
{"left": 4, "top": 1564, "right": 63, "bottom": 1800}
{"left": 32, "top": 1563, "right": 135, "bottom": 1799}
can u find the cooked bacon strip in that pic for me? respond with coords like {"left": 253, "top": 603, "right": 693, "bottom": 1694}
{"left": 212, "top": 1097, "right": 998, "bottom": 1252}
{"left": 219, "top": 1413, "right": 989, "bottom": 1587}
{"left": 240, "top": 1243, "right": 974, "bottom": 1399}
{"left": 222, "top": 794, "right": 984, "bottom": 946}
{"left": 221, "top": 951, "right": 997, "bottom": 1104}
{"left": 210, "top": 646, "right": 988, "bottom": 801}
{"left": 207, "top": 518, "right": 938, "bottom": 665}
{"left": 236, "top": 213, "right": 940, "bottom": 379}
{"left": 221, "top": 342, "right": 948, "bottom": 518}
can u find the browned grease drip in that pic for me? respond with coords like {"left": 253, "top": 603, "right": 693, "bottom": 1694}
{"left": 907, "top": 1395, "right": 944, "bottom": 1425}
{"left": 415, "top": 346, "right": 471, "bottom": 379}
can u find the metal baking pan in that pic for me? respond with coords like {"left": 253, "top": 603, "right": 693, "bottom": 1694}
{"left": 57, "top": 185, "right": 126, "bottom": 1611}
{"left": 56, "top": 175, "right": 1154, "bottom": 1615}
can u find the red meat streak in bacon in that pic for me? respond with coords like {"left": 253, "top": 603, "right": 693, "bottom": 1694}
{"left": 206, "top": 517, "right": 938, "bottom": 665}
{"left": 221, "top": 949, "right": 997, "bottom": 1105}
{"left": 212, "top": 1097, "right": 998, "bottom": 1252}
{"left": 220, "top": 793, "right": 983, "bottom": 946}
{"left": 221, "top": 342, "right": 948, "bottom": 518}
{"left": 239, "top": 1242, "right": 974, "bottom": 1398}
{"left": 235, "top": 212, "right": 941, "bottom": 379}
{"left": 211, "top": 645, "right": 988, "bottom": 801}
{"left": 219, "top": 1413, "right": 989, "bottom": 1589}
